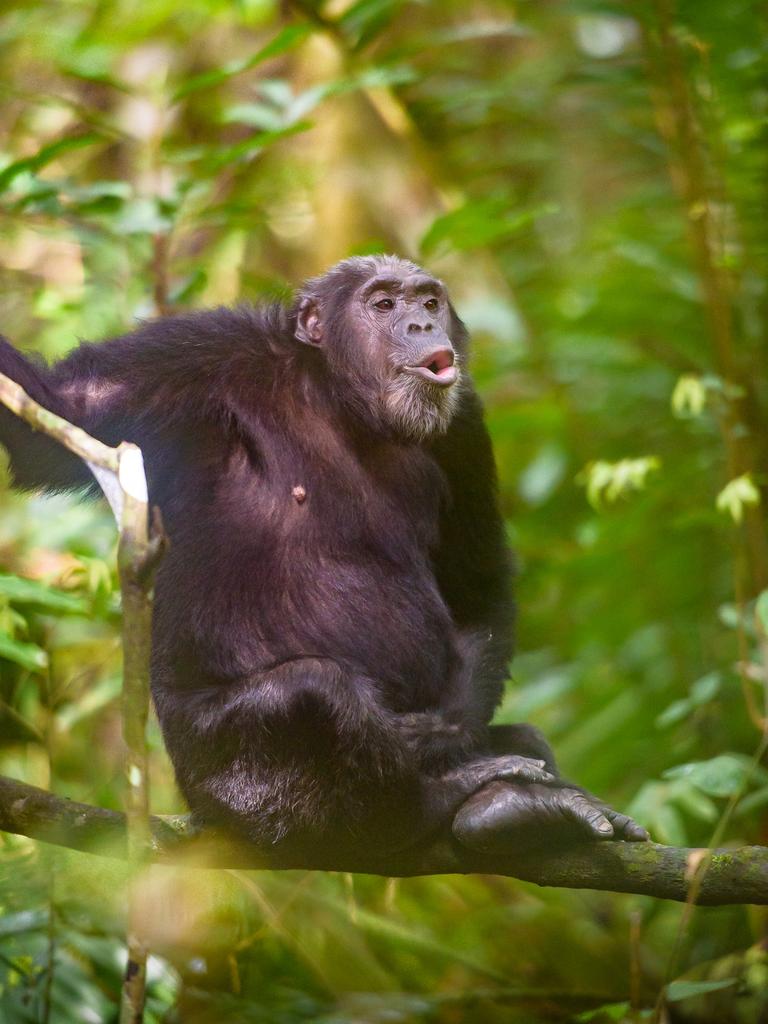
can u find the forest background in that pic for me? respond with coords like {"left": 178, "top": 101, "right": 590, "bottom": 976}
{"left": 0, "top": 0, "right": 767, "bottom": 1021}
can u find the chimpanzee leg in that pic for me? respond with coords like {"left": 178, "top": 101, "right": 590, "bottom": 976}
{"left": 154, "top": 658, "right": 558, "bottom": 859}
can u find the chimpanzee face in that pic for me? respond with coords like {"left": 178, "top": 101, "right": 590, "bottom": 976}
{"left": 295, "top": 256, "right": 465, "bottom": 440}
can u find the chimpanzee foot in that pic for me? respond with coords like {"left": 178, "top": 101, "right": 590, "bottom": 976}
{"left": 452, "top": 781, "right": 649, "bottom": 852}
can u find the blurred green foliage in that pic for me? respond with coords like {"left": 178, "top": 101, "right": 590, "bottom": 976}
{"left": 0, "top": 0, "right": 767, "bottom": 1020}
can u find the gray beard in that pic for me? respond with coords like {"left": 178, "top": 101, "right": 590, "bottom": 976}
{"left": 381, "top": 370, "right": 463, "bottom": 442}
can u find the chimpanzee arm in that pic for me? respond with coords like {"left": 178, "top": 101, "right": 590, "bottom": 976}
{"left": 414, "top": 391, "right": 551, "bottom": 770}
{"left": 431, "top": 393, "right": 649, "bottom": 845}
{"left": 430, "top": 389, "right": 516, "bottom": 728}
{"left": 0, "top": 309, "right": 281, "bottom": 494}
{"left": 154, "top": 657, "right": 556, "bottom": 858}
{"left": 0, "top": 336, "right": 96, "bottom": 491}
{"left": 0, "top": 331, "right": 159, "bottom": 493}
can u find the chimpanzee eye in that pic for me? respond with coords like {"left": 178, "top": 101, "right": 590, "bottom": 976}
{"left": 424, "top": 297, "right": 439, "bottom": 312}
{"left": 374, "top": 298, "right": 394, "bottom": 311}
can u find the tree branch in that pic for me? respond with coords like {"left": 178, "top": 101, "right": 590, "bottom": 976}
{"left": 1, "top": 774, "right": 767, "bottom": 905}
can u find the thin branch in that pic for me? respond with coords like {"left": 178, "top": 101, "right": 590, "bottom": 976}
{"left": 0, "top": 371, "right": 159, "bottom": 1024}
{"left": 116, "top": 454, "right": 156, "bottom": 1024}
{"left": 0, "top": 373, "right": 118, "bottom": 472}
{"left": 0, "top": 774, "right": 767, "bottom": 906}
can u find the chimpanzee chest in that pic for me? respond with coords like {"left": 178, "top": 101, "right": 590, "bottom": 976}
{"left": 266, "top": 441, "right": 460, "bottom": 709}
{"left": 153, "top": 430, "right": 462, "bottom": 712}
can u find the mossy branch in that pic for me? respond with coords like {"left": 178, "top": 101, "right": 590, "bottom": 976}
{"left": 0, "top": 774, "right": 767, "bottom": 905}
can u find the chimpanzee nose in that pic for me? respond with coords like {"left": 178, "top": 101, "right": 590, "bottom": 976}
{"left": 407, "top": 320, "right": 433, "bottom": 333}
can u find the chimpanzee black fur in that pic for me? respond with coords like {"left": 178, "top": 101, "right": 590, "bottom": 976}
{"left": 0, "top": 256, "right": 647, "bottom": 859}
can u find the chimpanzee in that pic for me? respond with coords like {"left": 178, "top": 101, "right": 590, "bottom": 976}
{"left": 0, "top": 255, "right": 647, "bottom": 861}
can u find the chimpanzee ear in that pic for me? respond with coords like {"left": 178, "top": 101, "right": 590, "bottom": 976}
{"left": 295, "top": 298, "right": 324, "bottom": 347}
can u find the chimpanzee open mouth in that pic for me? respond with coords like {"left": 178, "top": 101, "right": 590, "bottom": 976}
{"left": 404, "top": 348, "right": 458, "bottom": 387}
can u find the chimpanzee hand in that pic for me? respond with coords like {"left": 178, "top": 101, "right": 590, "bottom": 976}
{"left": 444, "top": 755, "right": 555, "bottom": 788}
{"left": 452, "top": 780, "right": 649, "bottom": 852}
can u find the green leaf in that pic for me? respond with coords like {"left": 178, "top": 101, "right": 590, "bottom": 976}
{"left": 663, "top": 754, "right": 758, "bottom": 798}
{"left": 172, "top": 24, "right": 312, "bottom": 102}
{"left": 755, "top": 590, "right": 768, "bottom": 636}
{"left": 577, "top": 456, "right": 660, "bottom": 509}
{"left": 716, "top": 473, "right": 760, "bottom": 524}
{"left": 221, "top": 63, "right": 416, "bottom": 140}
{"left": 114, "top": 197, "right": 172, "bottom": 235}
{"left": 575, "top": 1002, "right": 631, "bottom": 1023}
{"left": 63, "top": 179, "right": 132, "bottom": 215}
{"left": 339, "top": 0, "right": 406, "bottom": 49}
{"left": 655, "top": 698, "right": 692, "bottom": 729}
{"left": 221, "top": 101, "right": 287, "bottom": 131}
{"left": 734, "top": 786, "right": 768, "bottom": 817}
{"left": 202, "top": 121, "right": 312, "bottom": 171}
{"left": 690, "top": 672, "right": 721, "bottom": 703}
{"left": 421, "top": 198, "right": 558, "bottom": 256}
{"left": 518, "top": 444, "right": 567, "bottom": 506}
{"left": 287, "top": 65, "right": 416, "bottom": 122}
{"left": 653, "top": 803, "right": 688, "bottom": 846}
{"left": 718, "top": 602, "right": 752, "bottom": 632}
{"left": 657, "top": 673, "right": 721, "bottom": 729}
{"left": 57, "top": 674, "right": 122, "bottom": 729}
{"left": 0, "top": 574, "right": 88, "bottom": 614}
{"left": 672, "top": 784, "right": 718, "bottom": 823}
{"left": 169, "top": 268, "right": 208, "bottom": 305}
{"left": 666, "top": 978, "right": 738, "bottom": 1001}
{"left": 0, "top": 133, "right": 101, "bottom": 193}
{"left": 0, "top": 632, "right": 48, "bottom": 672}
{"left": 0, "top": 910, "right": 48, "bottom": 938}
{"left": 671, "top": 374, "right": 707, "bottom": 418}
